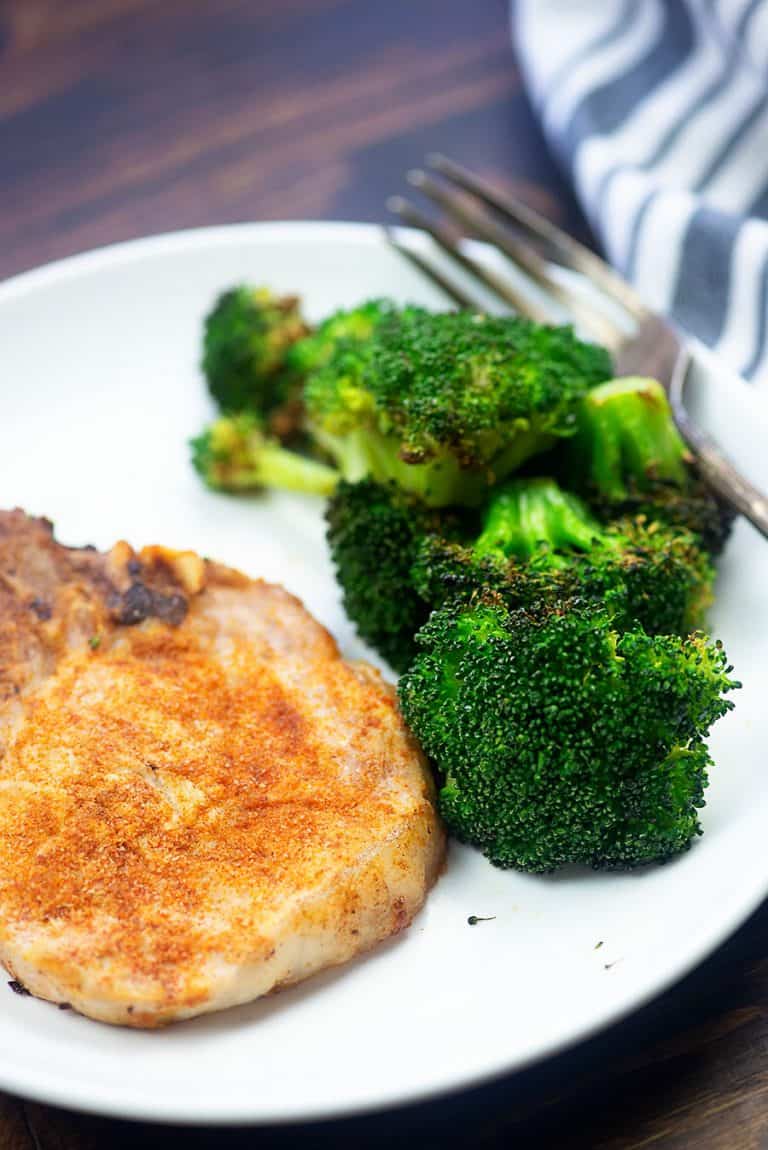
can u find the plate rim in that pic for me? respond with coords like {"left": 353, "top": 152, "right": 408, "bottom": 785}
{"left": 0, "top": 218, "right": 766, "bottom": 1126}
{"left": 0, "top": 220, "right": 391, "bottom": 301}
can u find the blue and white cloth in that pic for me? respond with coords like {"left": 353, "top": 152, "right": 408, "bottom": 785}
{"left": 514, "top": 0, "right": 768, "bottom": 384}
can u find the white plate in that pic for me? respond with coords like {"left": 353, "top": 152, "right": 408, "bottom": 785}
{"left": 0, "top": 221, "right": 767, "bottom": 1125}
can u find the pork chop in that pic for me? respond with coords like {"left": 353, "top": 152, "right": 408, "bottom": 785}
{"left": 0, "top": 510, "right": 444, "bottom": 1027}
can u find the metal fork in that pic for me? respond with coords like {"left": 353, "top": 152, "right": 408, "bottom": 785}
{"left": 386, "top": 153, "right": 768, "bottom": 539}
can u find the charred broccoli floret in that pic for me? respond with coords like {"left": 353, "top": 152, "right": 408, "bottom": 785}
{"left": 590, "top": 478, "right": 736, "bottom": 560}
{"left": 568, "top": 377, "right": 734, "bottom": 555}
{"left": 287, "top": 299, "right": 396, "bottom": 378}
{"left": 306, "top": 308, "right": 612, "bottom": 507}
{"left": 191, "top": 413, "right": 338, "bottom": 496}
{"left": 202, "top": 288, "right": 309, "bottom": 428}
{"left": 327, "top": 475, "right": 713, "bottom": 671}
{"left": 476, "top": 478, "right": 712, "bottom": 635}
{"left": 399, "top": 595, "right": 739, "bottom": 872}
{"left": 413, "top": 478, "right": 713, "bottom": 637}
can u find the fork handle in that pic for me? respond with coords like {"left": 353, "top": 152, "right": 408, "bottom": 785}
{"left": 670, "top": 352, "right": 768, "bottom": 541}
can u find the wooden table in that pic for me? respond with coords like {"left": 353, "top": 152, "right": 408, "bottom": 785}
{"left": 1, "top": 2, "right": 766, "bottom": 1147}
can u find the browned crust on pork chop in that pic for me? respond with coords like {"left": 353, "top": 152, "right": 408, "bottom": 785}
{"left": 0, "top": 511, "right": 444, "bottom": 1026}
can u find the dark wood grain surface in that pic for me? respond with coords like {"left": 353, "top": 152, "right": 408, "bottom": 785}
{"left": 1, "top": 1, "right": 766, "bottom": 1147}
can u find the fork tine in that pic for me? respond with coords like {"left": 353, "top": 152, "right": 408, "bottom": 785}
{"left": 387, "top": 196, "right": 554, "bottom": 324}
{"left": 427, "top": 153, "right": 647, "bottom": 322}
{"left": 408, "top": 169, "right": 622, "bottom": 350}
{"left": 383, "top": 226, "right": 480, "bottom": 310}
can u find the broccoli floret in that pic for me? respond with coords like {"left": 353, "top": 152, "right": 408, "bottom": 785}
{"left": 568, "top": 377, "right": 734, "bottom": 555}
{"left": 473, "top": 477, "right": 605, "bottom": 563}
{"left": 202, "top": 287, "right": 309, "bottom": 427}
{"left": 589, "top": 477, "right": 736, "bottom": 559}
{"left": 327, "top": 475, "right": 713, "bottom": 672}
{"left": 587, "top": 519, "right": 713, "bottom": 636}
{"left": 191, "top": 413, "right": 339, "bottom": 496}
{"left": 410, "top": 486, "right": 590, "bottom": 616}
{"left": 568, "top": 377, "right": 689, "bottom": 498}
{"left": 287, "top": 299, "right": 396, "bottom": 378}
{"left": 325, "top": 479, "right": 465, "bottom": 672}
{"left": 399, "top": 595, "right": 739, "bottom": 871}
{"left": 475, "top": 478, "right": 713, "bottom": 635}
{"left": 305, "top": 308, "right": 612, "bottom": 507}
{"left": 410, "top": 534, "right": 530, "bottom": 614}
{"left": 414, "top": 478, "right": 713, "bottom": 636}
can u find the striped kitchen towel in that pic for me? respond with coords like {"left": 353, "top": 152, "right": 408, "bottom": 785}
{"left": 513, "top": 0, "right": 768, "bottom": 384}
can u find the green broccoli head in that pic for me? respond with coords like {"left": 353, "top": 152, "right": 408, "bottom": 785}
{"left": 399, "top": 595, "right": 739, "bottom": 872}
{"left": 414, "top": 478, "right": 714, "bottom": 637}
{"left": 410, "top": 478, "right": 607, "bottom": 617}
{"left": 325, "top": 479, "right": 465, "bottom": 672}
{"left": 191, "top": 413, "right": 339, "bottom": 497}
{"left": 593, "top": 516, "right": 714, "bottom": 636}
{"left": 202, "top": 287, "right": 309, "bottom": 423}
{"left": 410, "top": 534, "right": 524, "bottom": 612}
{"left": 327, "top": 474, "right": 714, "bottom": 672}
{"left": 305, "top": 308, "right": 612, "bottom": 507}
{"left": 287, "top": 299, "right": 396, "bottom": 378}
{"left": 589, "top": 477, "right": 736, "bottom": 559}
{"left": 567, "top": 376, "right": 734, "bottom": 555}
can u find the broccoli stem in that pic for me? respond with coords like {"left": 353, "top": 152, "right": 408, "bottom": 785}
{"left": 570, "top": 377, "right": 689, "bottom": 500}
{"left": 227, "top": 442, "right": 340, "bottom": 496}
{"left": 474, "top": 478, "right": 607, "bottom": 563}
{"left": 311, "top": 425, "right": 553, "bottom": 508}
{"left": 191, "top": 415, "right": 339, "bottom": 496}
